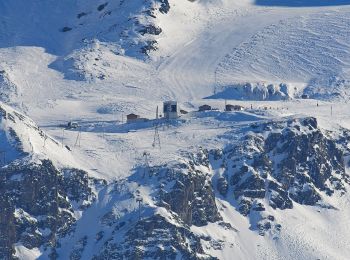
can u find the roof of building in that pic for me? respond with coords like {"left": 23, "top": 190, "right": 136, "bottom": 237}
{"left": 127, "top": 113, "right": 140, "bottom": 118}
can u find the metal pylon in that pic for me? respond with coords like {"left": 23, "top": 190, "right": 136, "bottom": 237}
{"left": 152, "top": 124, "right": 161, "bottom": 149}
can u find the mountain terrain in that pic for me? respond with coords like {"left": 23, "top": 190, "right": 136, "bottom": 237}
{"left": 1, "top": 0, "right": 350, "bottom": 259}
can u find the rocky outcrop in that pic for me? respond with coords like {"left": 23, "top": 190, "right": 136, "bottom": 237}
{"left": 208, "top": 82, "right": 292, "bottom": 101}
{"left": 0, "top": 160, "right": 99, "bottom": 259}
{"left": 158, "top": 0, "right": 170, "bottom": 14}
{"left": 95, "top": 214, "right": 216, "bottom": 260}
{"left": 0, "top": 70, "right": 18, "bottom": 105}
{"left": 92, "top": 149, "right": 223, "bottom": 259}
{"left": 2, "top": 103, "right": 350, "bottom": 258}
{"left": 160, "top": 167, "right": 222, "bottom": 226}
{"left": 212, "top": 117, "right": 350, "bottom": 234}
{"left": 153, "top": 149, "right": 221, "bottom": 226}
{"left": 139, "top": 24, "right": 162, "bottom": 36}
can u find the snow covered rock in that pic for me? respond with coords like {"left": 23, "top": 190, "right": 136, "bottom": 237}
{"left": 303, "top": 75, "right": 350, "bottom": 101}
{"left": 89, "top": 150, "right": 223, "bottom": 259}
{"left": 213, "top": 117, "right": 350, "bottom": 234}
{"left": 159, "top": 163, "right": 222, "bottom": 226}
{"left": 0, "top": 103, "right": 103, "bottom": 259}
{"left": 0, "top": 160, "right": 100, "bottom": 259}
{"left": 209, "top": 82, "right": 293, "bottom": 101}
{"left": 0, "top": 70, "right": 18, "bottom": 105}
{"left": 95, "top": 214, "right": 215, "bottom": 260}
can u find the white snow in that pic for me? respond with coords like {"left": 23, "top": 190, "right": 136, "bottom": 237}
{"left": 2, "top": 0, "right": 350, "bottom": 259}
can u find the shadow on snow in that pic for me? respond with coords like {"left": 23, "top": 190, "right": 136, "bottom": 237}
{"left": 255, "top": 0, "right": 350, "bottom": 6}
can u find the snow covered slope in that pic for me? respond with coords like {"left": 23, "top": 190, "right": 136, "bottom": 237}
{"left": 2, "top": 0, "right": 350, "bottom": 259}
{"left": 0, "top": 0, "right": 170, "bottom": 56}
{"left": 0, "top": 102, "right": 76, "bottom": 167}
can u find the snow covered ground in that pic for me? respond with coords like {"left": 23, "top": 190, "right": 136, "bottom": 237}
{"left": 1, "top": 0, "right": 350, "bottom": 259}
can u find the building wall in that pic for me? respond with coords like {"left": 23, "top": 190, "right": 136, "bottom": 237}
{"left": 163, "top": 102, "right": 178, "bottom": 119}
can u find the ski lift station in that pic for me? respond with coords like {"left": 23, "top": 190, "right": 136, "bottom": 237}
{"left": 163, "top": 101, "right": 178, "bottom": 119}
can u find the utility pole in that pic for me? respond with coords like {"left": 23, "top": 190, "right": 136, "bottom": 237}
{"left": 74, "top": 128, "right": 82, "bottom": 147}
{"left": 43, "top": 134, "right": 48, "bottom": 148}
{"left": 143, "top": 151, "right": 150, "bottom": 177}
{"left": 214, "top": 68, "right": 218, "bottom": 95}
{"left": 153, "top": 125, "right": 161, "bottom": 149}
{"left": 61, "top": 129, "right": 65, "bottom": 147}
{"left": 331, "top": 105, "right": 333, "bottom": 116}
{"left": 136, "top": 197, "right": 143, "bottom": 221}
{"left": 153, "top": 107, "right": 161, "bottom": 149}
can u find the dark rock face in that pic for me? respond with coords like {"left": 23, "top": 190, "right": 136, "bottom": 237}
{"left": 0, "top": 160, "right": 97, "bottom": 259}
{"left": 95, "top": 214, "right": 216, "bottom": 260}
{"left": 91, "top": 149, "right": 222, "bottom": 259}
{"left": 162, "top": 170, "right": 221, "bottom": 226}
{"left": 0, "top": 194, "right": 16, "bottom": 260}
{"left": 0, "top": 70, "right": 18, "bottom": 104}
{"left": 61, "top": 27, "right": 72, "bottom": 32}
{"left": 97, "top": 2, "right": 108, "bottom": 12}
{"left": 131, "top": 0, "right": 170, "bottom": 56}
{"left": 158, "top": 0, "right": 170, "bottom": 14}
{"left": 214, "top": 117, "right": 349, "bottom": 233}
{"left": 141, "top": 40, "right": 159, "bottom": 54}
{"left": 2, "top": 113, "right": 349, "bottom": 258}
{"left": 157, "top": 149, "right": 221, "bottom": 226}
{"left": 217, "top": 177, "right": 228, "bottom": 196}
{"left": 139, "top": 25, "right": 162, "bottom": 36}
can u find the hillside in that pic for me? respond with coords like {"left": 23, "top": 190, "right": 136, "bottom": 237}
{"left": 1, "top": 0, "right": 350, "bottom": 259}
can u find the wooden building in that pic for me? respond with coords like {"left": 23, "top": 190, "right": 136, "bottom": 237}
{"left": 225, "top": 104, "right": 244, "bottom": 111}
{"left": 198, "top": 104, "right": 212, "bottom": 111}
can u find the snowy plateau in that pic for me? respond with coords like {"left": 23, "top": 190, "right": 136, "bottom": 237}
{"left": 1, "top": 0, "right": 350, "bottom": 259}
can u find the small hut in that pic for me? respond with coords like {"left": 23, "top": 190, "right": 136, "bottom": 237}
{"left": 67, "top": 121, "right": 79, "bottom": 129}
{"left": 126, "top": 113, "right": 140, "bottom": 123}
{"left": 198, "top": 104, "right": 212, "bottom": 111}
{"left": 225, "top": 104, "right": 244, "bottom": 111}
{"left": 180, "top": 109, "right": 188, "bottom": 114}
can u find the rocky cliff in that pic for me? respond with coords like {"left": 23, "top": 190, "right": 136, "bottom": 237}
{"left": 0, "top": 161, "right": 99, "bottom": 259}
{"left": 1, "top": 103, "right": 350, "bottom": 259}
{"left": 213, "top": 117, "right": 350, "bottom": 235}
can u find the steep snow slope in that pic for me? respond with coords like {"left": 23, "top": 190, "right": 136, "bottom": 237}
{"left": 217, "top": 8, "right": 350, "bottom": 99}
{"left": 0, "top": 102, "right": 78, "bottom": 167}
{"left": 155, "top": 1, "right": 350, "bottom": 100}
{"left": 0, "top": 0, "right": 169, "bottom": 56}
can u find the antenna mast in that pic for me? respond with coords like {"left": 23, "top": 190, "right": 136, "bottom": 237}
{"left": 152, "top": 106, "right": 161, "bottom": 149}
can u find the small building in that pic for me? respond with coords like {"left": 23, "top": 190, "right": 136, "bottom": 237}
{"left": 198, "top": 104, "right": 211, "bottom": 112}
{"left": 67, "top": 121, "right": 79, "bottom": 129}
{"left": 126, "top": 113, "right": 141, "bottom": 123}
{"left": 301, "top": 94, "right": 309, "bottom": 99}
{"left": 225, "top": 104, "right": 244, "bottom": 111}
{"left": 163, "top": 101, "right": 178, "bottom": 119}
{"left": 180, "top": 109, "right": 188, "bottom": 115}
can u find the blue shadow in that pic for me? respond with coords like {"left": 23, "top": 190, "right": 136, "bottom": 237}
{"left": 255, "top": 0, "right": 350, "bottom": 6}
